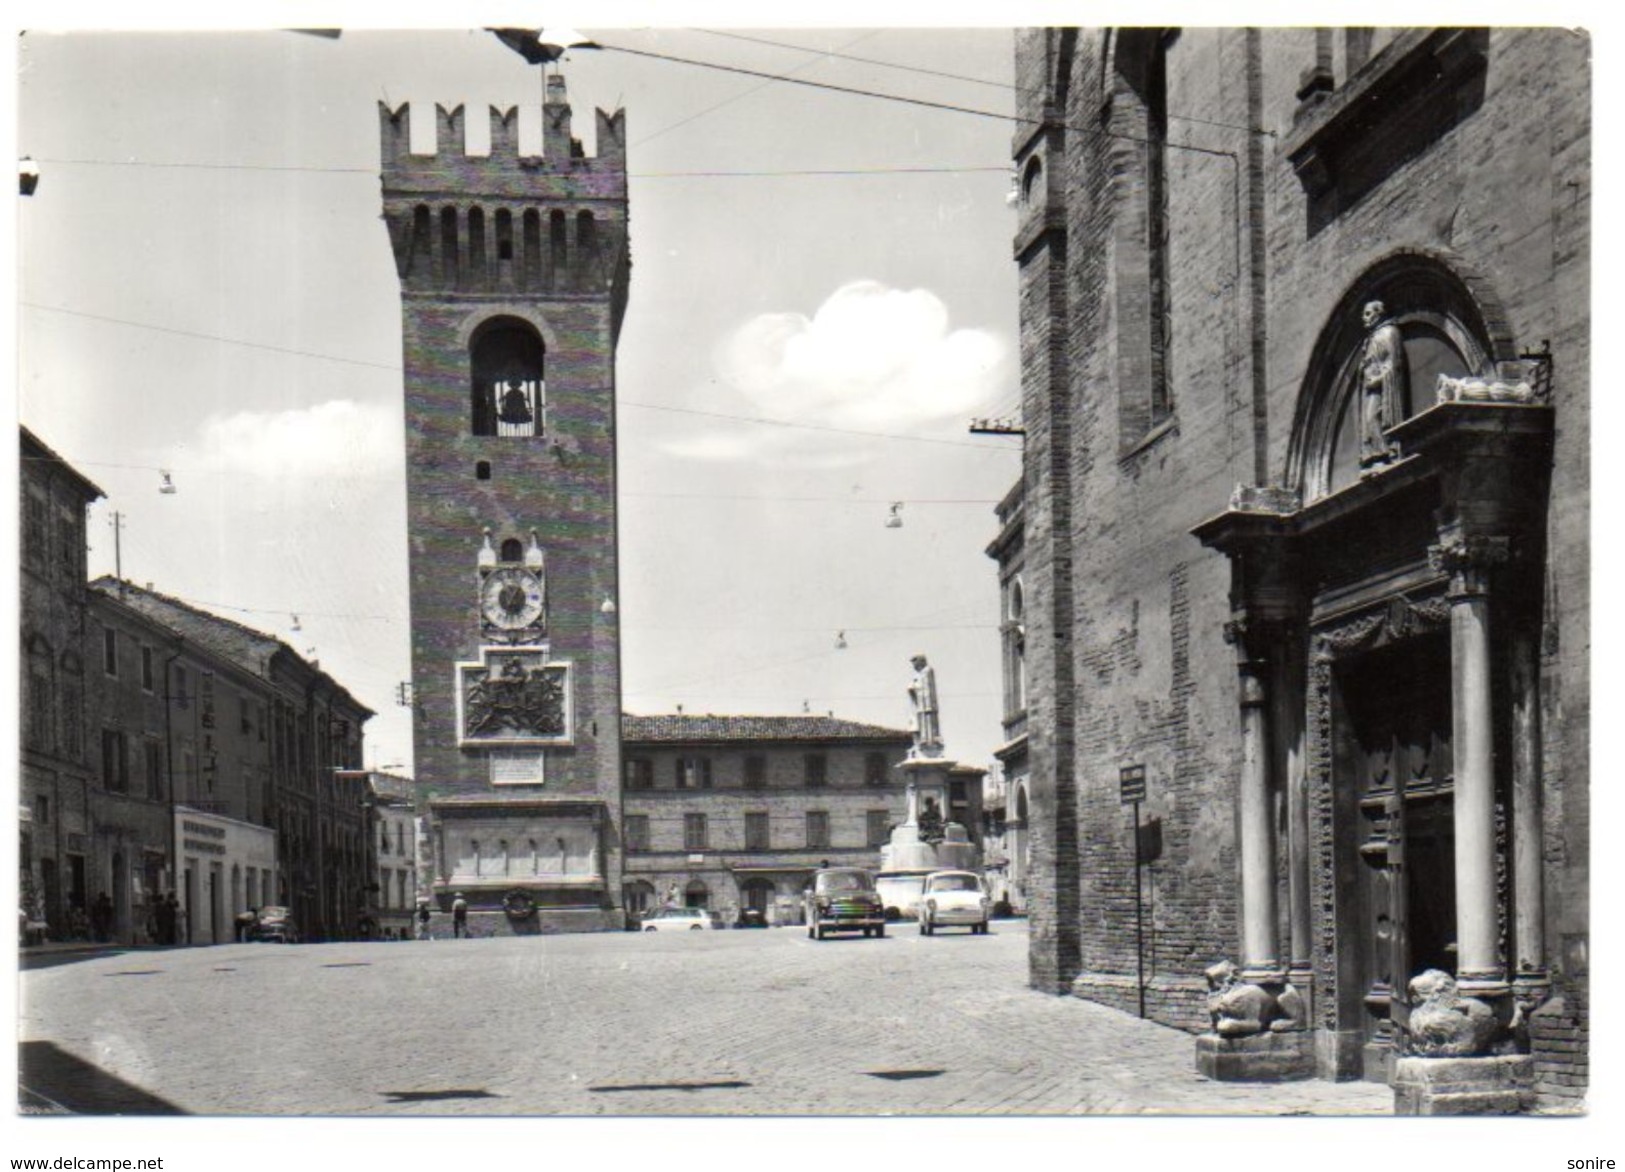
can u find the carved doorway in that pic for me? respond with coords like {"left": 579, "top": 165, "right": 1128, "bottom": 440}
{"left": 1335, "top": 630, "right": 1455, "bottom": 1083}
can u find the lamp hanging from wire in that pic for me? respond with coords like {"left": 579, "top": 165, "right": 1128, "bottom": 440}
{"left": 885, "top": 502, "right": 904, "bottom": 529}
{"left": 158, "top": 471, "right": 177, "bottom": 495}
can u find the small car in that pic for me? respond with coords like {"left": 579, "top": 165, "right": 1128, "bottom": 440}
{"left": 641, "top": 906, "right": 719, "bottom": 932}
{"left": 918, "top": 871, "right": 991, "bottom": 935}
{"left": 253, "top": 906, "right": 299, "bottom": 944}
{"left": 804, "top": 867, "right": 886, "bottom": 939}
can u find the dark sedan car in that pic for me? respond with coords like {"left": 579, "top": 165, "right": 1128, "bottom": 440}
{"left": 804, "top": 867, "right": 886, "bottom": 940}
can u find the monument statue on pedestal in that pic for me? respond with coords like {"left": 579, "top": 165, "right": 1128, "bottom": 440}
{"left": 908, "top": 654, "right": 944, "bottom": 758}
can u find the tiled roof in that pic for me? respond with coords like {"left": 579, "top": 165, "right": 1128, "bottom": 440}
{"left": 90, "top": 578, "right": 373, "bottom": 717}
{"left": 21, "top": 426, "right": 106, "bottom": 501}
{"left": 622, "top": 713, "right": 911, "bottom": 745}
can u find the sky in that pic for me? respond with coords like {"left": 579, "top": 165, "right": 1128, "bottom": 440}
{"left": 16, "top": 22, "right": 1026, "bottom": 776}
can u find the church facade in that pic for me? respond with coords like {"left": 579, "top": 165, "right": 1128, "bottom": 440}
{"left": 1010, "top": 29, "right": 1587, "bottom": 1107}
{"left": 378, "top": 70, "right": 631, "bottom": 934}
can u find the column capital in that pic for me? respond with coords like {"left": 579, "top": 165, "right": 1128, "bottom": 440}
{"left": 1430, "top": 535, "right": 1510, "bottom": 597}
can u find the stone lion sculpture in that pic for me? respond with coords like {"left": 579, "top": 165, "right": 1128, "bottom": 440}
{"left": 1204, "top": 960, "right": 1306, "bottom": 1037}
{"left": 1402, "top": 969, "right": 1499, "bottom": 1057}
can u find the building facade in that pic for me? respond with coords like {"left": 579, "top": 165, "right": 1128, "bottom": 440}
{"left": 620, "top": 715, "right": 914, "bottom": 926}
{"left": 1010, "top": 28, "right": 1587, "bottom": 1107}
{"left": 95, "top": 581, "right": 374, "bottom": 943}
{"left": 379, "top": 70, "right": 630, "bottom": 934}
{"left": 19, "top": 428, "right": 104, "bottom": 939}
{"left": 984, "top": 478, "right": 1030, "bottom": 913}
{"left": 360, "top": 771, "right": 419, "bottom": 937}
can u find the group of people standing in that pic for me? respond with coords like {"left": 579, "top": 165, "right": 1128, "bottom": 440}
{"left": 147, "top": 892, "right": 184, "bottom": 945}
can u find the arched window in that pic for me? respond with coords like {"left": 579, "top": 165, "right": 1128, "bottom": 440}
{"left": 495, "top": 208, "right": 514, "bottom": 261}
{"left": 439, "top": 207, "right": 460, "bottom": 288}
{"left": 1021, "top": 155, "right": 1044, "bottom": 206}
{"left": 467, "top": 207, "right": 487, "bottom": 289}
{"left": 576, "top": 211, "right": 597, "bottom": 282}
{"left": 549, "top": 210, "right": 567, "bottom": 281}
{"left": 623, "top": 880, "right": 656, "bottom": 920}
{"left": 411, "top": 206, "right": 432, "bottom": 281}
{"left": 684, "top": 879, "right": 710, "bottom": 909}
{"left": 500, "top": 537, "right": 523, "bottom": 563}
{"left": 522, "top": 210, "right": 542, "bottom": 289}
{"left": 469, "top": 317, "right": 546, "bottom": 438}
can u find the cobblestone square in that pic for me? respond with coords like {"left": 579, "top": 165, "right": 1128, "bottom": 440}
{"left": 19, "top": 923, "right": 1393, "bottom": 1117}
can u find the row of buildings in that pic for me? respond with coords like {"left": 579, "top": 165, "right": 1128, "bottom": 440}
{"left": 994, "top": 27, "right": 1588, "bottom": 1109}
{"left": 20, "top": 426, "right": 406, "bottom": 945}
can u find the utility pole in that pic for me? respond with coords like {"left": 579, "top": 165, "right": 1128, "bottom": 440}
{"left": 109, "top": 511, "right": 126, "bottom": 595}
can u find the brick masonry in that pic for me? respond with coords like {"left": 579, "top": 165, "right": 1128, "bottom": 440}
{"left": 1013, "top": 28, "right": 1588, "bottom": 1100}
{"left": 379, "top": 78, "right": 632, "bottom": 927}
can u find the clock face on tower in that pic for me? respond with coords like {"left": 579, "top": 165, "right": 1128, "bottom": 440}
{"left": 481, "top": 567, "right": 546, "bottom": 633}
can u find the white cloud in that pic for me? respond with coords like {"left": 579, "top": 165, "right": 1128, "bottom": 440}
{"left": 188, "top": 400, "right": 401, "bottom": 483}
{"left": 713, "top": 280, "right": 1006, "bottom": 440}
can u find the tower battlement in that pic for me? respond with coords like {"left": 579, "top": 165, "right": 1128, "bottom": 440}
{"left": 378, "top": 86, "right": 626, "bottom": 203}
{"left": 377, "top": 78, "right": 630, "bottom": 305}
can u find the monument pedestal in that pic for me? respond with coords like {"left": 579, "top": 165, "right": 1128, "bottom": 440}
{"left": 1195, "top": 1030, "right": 1316, "bottom": 1082}
{"left": 1392, "top": 1055, "right": 1534, "bottom": 1115}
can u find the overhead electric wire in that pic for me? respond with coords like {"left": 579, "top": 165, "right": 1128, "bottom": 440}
{"left": 635, "top": 28, "right": 879, "bottom": 147}
{"left": 33, "top": 154, "right": 1002, "bottom": 180}
{"left": 692, "top": 29, "right": 1013, "bottom": 90}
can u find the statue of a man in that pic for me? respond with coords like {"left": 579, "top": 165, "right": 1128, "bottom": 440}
{"left": 1358, "top": 299, "right": 1408, "bottom": 470}
{"left": 908, "top": 654, "right": 943, "bottom": 757}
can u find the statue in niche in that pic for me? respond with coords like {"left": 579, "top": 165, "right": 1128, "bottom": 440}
{"left": 918, "top": 795, "right": 945, "bottom": 845}
{"left": 1358, "top": 299, "right": 1409, "bottom": 470}
{"left": 1400, "top": 969, "right": 1500, "bottom": 1057}
{"left": 1204, "top": 960, "right": 1306, "bottom": 1037}
{"left": 907, "top": 654, "right": 944, "bottom": 757}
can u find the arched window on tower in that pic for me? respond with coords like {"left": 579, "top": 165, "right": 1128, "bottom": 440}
{"left": 496, "top": 209, "right": 514, "bottom": 262}
{"left": 440, "top": 207, "right": 460, "bottom": 289}
{"left": 500, "top": 538, "right": 523, "bottom": 563}
{"left": 469, "top": 317, "right": 546, "bottom": 438}
{"left": 549, "top": 210, "right": 567, "bottom": 283}
{"left": 523, "top": 210, "right": 542, "bottom": 290}
{"left": 576, "top": 211, "right": 597, "bottom": 284}
{"left": 468, "top": 207, "right": 487, "bottom": 289}
{"left": 411, "top": 206, "right": 432, "bottom": 282}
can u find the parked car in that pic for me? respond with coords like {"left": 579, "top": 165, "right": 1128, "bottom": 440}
{"left": 253, "top": 906, "right": 299, "bottom": 944}
{"left": 804, "top": 867, "right": 886, "bottom": 940}
{"left": 918, "top": 871, "right": 991, "bottom": 936}
{"left": 641, "top": 906, "right": 720, "bottom": 932}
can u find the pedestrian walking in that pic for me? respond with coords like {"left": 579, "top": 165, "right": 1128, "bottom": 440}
{"left": 451, "top": 893, "right": 469, "bottom": 938}
{"left": 236, "top": 906, "right": 258, "bottom": 943}
{"left": 416, "top": 901, "right": 432, "bottom": 941}
{"left": 91, "top": 892, "right": 113, "bottom": 942}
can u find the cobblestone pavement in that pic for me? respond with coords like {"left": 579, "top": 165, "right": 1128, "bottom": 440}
{"left": 18, "top": 922, "right": 1395, "bottom": 1117}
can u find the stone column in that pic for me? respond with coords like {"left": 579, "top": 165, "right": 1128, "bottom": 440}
{"left": 1510, "top": 623, "right": 1548, "bottom": 998}
{"left": 1434, "top": 536, "right": 1510, "bottom": 997}
{"left": 1228, "top": 622, "right": 1282, "bottom": 981}
{"left": 1273, "top": 641, "right": 1313, "bottom": 978}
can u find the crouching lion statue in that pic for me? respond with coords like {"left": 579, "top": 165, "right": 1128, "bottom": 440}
{"left": 1401, "top": 969, "right": 1500, "bottom": 1057}
{"left": 1204, "top": 960, "right": 1306, "bottom": 1037}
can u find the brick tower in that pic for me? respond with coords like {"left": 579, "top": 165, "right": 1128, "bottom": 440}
{"left": 378, "top": 73, "right": 629, "bottom": 933}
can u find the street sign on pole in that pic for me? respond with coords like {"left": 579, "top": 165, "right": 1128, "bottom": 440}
{"left": 1120, "top": 763, "right": 1149, "bottom": 1018}
{"left": 1119, "top": 763, "right": 1147, "bottom": 804}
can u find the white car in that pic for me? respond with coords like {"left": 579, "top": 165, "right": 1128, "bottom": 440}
{"left": 641, "top": 906, "right": 720, "bottom": 932}
{"left": 918, "top": 871, "right": 991, "bottom": 936}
